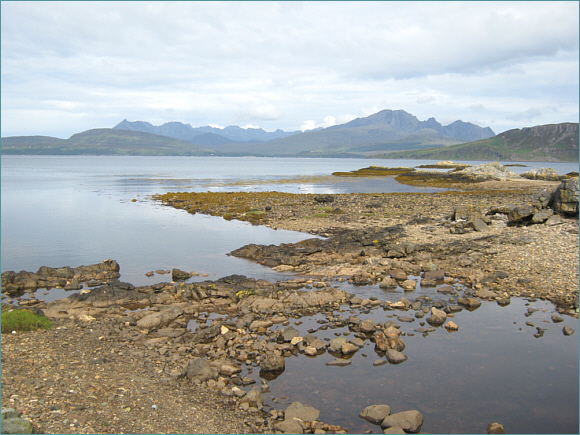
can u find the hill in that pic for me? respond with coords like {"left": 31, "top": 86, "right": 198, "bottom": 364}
{"left": 1, "top": 129, "right": 214, "bottom": 156}
{"left": 374, "top": 123, "right": 579, "bottom": 162}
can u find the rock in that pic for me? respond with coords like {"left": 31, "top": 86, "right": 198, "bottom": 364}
{"left": 359, "top": 404, "right": 391, "bottom": 425}
{"left": 385, "top": 349, "right": 407, "bottom": 364}
{"left": 304, "top": 346, "right": 318, "bottom": 356}
{"left": 551, "top": 315, "right": 564, "bottom": 323}
{"left": 136, "top": 307, "right": 184, "bottom": 329}
{"left": 445, "top": 321, "right": 459, "bottom": 331}
{"left": 273, "top": 419, "right": 304, "bottom": 434}
{"left": 249, "top": 320, "right": 273, "bottom": 330}
{"left": 532, "top": 188, "right": 554, "bottom": 208}
{"left": 550, "top": 178, "right": 579, "bottom": 215}
{"left": 328, "top": 336, "right": 348, "bottom": 352}
{"left": 423, "top": 270, "right": 444, "bottom": 280}
{"left": 186, "top": 358, "right": 218, "bottom": 382}
{"left": 1, "top": 417, "right": 33, "bottom": 434}
{"left": 508, "top": 205, "right": 535, "bottom": 223}
{"left": 379, "top": 277, "right": 398, "bottom": 288}
{"left": 281, "top": 326, "right": 301, "bottom": 342}
{"left": 341, "top": 342, "right": 359, "bottom": 354}
{"left": 531, "top": 209, "right": 553, "bottom": 224}
{"left": 314, "top": 194, "right": 334, "bottom": 203}
{"left": 373, "top": 359, "right": 387, "bottom": 366}
{"left": 220, "top": 364, "right": 242, "bottom": 376}
{"left": 545, "top": 215, "right": 565, "bottom": 226}
{"left": 260, "top": 353, "right": 286, "bottom": 372}
{"left": 563, "top": 326, "right": 575, "bottom": 336}
{"left": 285, "top": 401, "right": 321, "bottom": 422}
{"left": 381, "top": 410, "right": 423, "bottom": 433}
{"left": 171, "top": 268, "right": 192, "bottom": 281}
{"left": 486, "top": 422, "right": 506, "bottom": 434}
{"left": 458, "top": 297, "right": 482, "bottom": 308}
{"left": 426, "top": 307, "right": 447, "bottom": 325}
{"left": 453, "top": 205, "right": 482, "bottom": 221}
{"left": 437, "top": 285, "right": 454, "bottom": 294}
{"left": 400, "top": 279, "right": 416, "bottom": 291}
{"left": 383, "top": 427, "right": 406, "bottom": 434}
{"left": 472, "top": 217, "right": 489, "bottom": 232}
{"left": 240, "top": 388, "right": 263, "bottom": 410}
{"left": 326, "top": 359, "right": 352, "bottom": 367}
{"left": 389, "top": 269, "right": 407, "bottom": 280}
{"left": 360, "top": 319, "right": 376, "bottom": 333}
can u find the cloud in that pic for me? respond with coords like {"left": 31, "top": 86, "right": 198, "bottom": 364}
{"left": 0, "top": 1, "right": 578, "bottom": 137}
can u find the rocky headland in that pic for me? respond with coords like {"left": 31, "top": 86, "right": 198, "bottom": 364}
{"left": 2, "top": 165, "right": 578, "bottom": 434}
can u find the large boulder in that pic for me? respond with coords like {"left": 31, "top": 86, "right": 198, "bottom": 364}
{"left": 550, "top": 178, "right": 579, "bottom": 215}
{"left": 285, "top": 401, "right": 320, "bottom": 422}
{"left": 381, "top": 410, "right": 423, "bottom": 433}
{"left": 260, "top": 353, "right": 285, "bottom": 372}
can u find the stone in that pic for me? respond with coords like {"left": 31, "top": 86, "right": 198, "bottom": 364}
{"left": 304, "top": 346, "right": 318, "bottom": 356}
{"left": 472, "top": 217, "right": 489, "bottom": 232}
{"left": 381, "top": 410, "right": 423, "bottom": 433}
{"left": 551, "top": 315, "right": 564, "bottom": 323}
{"left": 273, "top": 419, "right": 304, "bottom": 434}
{"left": 385, "top": 349, "right": 407, "bottom": 364}
{"left": 531, "top": 209, "right": 553, "bottom": 224}
{"left": 445, "top": 321, "right": 459, "bottom": 331}
{"left": 379, "top": 277, "right": 398, "bottom": 288}
{"left": 314, "top": 194, "right": 334, "bottom": 203}
{"left": 281, "top": 326, "right": 300, "bottom": 342}
{"left": 389, "top": 269, "right": 407, "bottom": 280}
{"left": 250, "top": 320, "right": 273, "bottom": 330}
{"left": 171, "top": 268, "right": 192, "bottom": 281}
{"left": 341, "top": 342, "right": 359, "bottom": 354}
{"left": 458, "top": 297, "right": 482, "bottom": 308}
{"left": 1, "top": 418, "right": 34, "bottom": 434}
{"left": 285, "top": 401, "right": 321, "bottom": 422}
{"left": 423, "top": 269, "right": 444, "bottom": 280}
{"left": 360, "top": 319, "right": 376, "bottom": 333}
{"left": 400, "top": 279, "right": 416, "bottom": 291}
{"left": 186, "top": 358, "right": 218, "bottom": 382}
{"left": 359, "top": 404, "right": 391, "bottom": 425}
{"left": 326, "top": 359, "right": 352, "bottom": 367}
{"left": 550, "top": 178, "right": 579, "bottom": 215}
{"left": 240, "top": 388, "right": 263, "bottom": 409}
{"left": 486, "top": 422, "right": 506, "bottom": 434}
{"left": 532, "top": 188, "right": 554, "bottom": 208}
{"left": 426, "top": 307, "right": 447, "bottom": 326}
{"left": 545, "top": 215, "right": 565, "bottom": 226}
{"left": 373, "top": 359, "right": 387, "bottom": 366}
{"left": 508, "top": 205, "right": 535, "bottom": 223}
{"left": 383, "top": 427, "right": 406, "bottom": 434}
{"left": 220, "top": 364, "right": 242, "bottom": 376}
{"left": 328, "top": 336, "right": 348, "bottom": 352}
{"left": 563, "top": 326, "right": 575, "bottom": 336}
{"left": 260, "top": 353, "right": 285, "bottom": 372}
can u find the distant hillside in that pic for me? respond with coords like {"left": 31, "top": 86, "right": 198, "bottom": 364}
{"left": 375, "top": 123, "right": 579, "bottom": 162}
{"left": 1, "top": 129, "right": 214, "bottom": 156}
{"left": 114, "top": 119, "right": 299, "bottom": 144}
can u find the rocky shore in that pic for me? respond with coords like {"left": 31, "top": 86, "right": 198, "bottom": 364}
{"left": 2, "top": 170, "right": 578, "bottom": 434}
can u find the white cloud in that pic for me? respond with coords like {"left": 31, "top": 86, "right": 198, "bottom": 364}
{"left": 1, "top": 1, "right": 578, "bottom": 137}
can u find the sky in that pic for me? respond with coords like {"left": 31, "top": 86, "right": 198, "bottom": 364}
{"left": 1, "top": 1, "right": 578, "bottom": 139}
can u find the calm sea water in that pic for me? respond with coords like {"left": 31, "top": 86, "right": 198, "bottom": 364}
{"left": 1, "top": 155, "right": 578, "bottom": 433}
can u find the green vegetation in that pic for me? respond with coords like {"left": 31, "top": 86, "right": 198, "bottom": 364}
{"left": 1, "top": 309, "right": 53, "bottom": 333}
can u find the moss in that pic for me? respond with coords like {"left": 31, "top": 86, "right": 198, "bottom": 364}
{"left": 312, "top": 212, "right": 330, "bottom": 218}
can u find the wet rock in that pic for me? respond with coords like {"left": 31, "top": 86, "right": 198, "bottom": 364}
{"left": 445, "top": 321, "right": 459, "bottom": 331}
{"left": 172, "top": 268, "right": 192, "bottom": 281}
{"left": 325, "top": 359, "right": 351, "bottom": 367}
{"left": 281, "top": 326, "right": 300, "bottom": 342}
{"left": 486, "top": 422, "right": 506, "bottom": 434}
{"left": 383, "top": 427, "right": 406, "bottom": 434}
{"left": 563, "top": 326, "right": 575, "bottom": 336}
{"left": 341, "top": 342, "right": 359, "bottom": 354}
{"left": 551, "top": 315, "right": 564, "bottom": 323}
{"left": 458, "top": 297, "right": 481, "bottom": 308}
{"left": 359, "top": 404, "right": 391, "bottom": 425}
{"left": 360, "top": 319, "right": 377, "bottom": 333}
{"left": 423, "top": 269, "right": 444, "bottom": 280}
{"left": 328, "top": 336, "right": 348, "bottom": 352}
{"left": 250, "top": 320, "right": 273, "bottom": 330}
{"left": 426, "top": 307, "right": 447, "bottom": 326}
{"left": 381, "top": 410, "right": 423, "bottom": 433}
{"left": 385, "top": 349, "right": 407, "bottom": 364}
{"left": 400, "top": 279, "right": 417, "bottom": 291}
{"left": 260, "top": 353, "right": 285, "bottom": 372}
{"left": 379, "top": 277, "right": 398, "bottom": 289}
{"left": 389, "top": 269, "right": 407, "bottom": 280}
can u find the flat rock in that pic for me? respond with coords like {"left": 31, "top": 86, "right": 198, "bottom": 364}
{"left": 381, "top": 410, "right": 423, "bottom": 433}
{"left": 326, "top": 359, "right": 352, "bottom": 367}
{"left": 285, "top": 401, "right": 321, "bottom": 422}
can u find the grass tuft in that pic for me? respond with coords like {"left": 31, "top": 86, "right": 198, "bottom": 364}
{"left": 1, "top": 309, "right": 53, "bottom": 333}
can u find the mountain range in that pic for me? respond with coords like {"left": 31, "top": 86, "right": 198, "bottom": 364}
{"left": 2, "top": 109, "right": 577, "bottom": 161}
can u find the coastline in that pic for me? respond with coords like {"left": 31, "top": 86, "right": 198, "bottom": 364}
{"left": 2, "top": 178, "right": 578, "bottom": 434}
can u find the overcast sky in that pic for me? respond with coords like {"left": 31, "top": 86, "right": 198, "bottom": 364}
{"left": 1, "top": 1, "right": 578, "bottom": 138}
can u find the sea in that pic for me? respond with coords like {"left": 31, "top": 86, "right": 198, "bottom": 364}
{"left": 1, "top": 155, "right": 579, "bottom": 433}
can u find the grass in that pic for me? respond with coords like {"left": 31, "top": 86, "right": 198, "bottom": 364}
{"left": 1, "top": 309, "right": 53, "bottom": 333}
